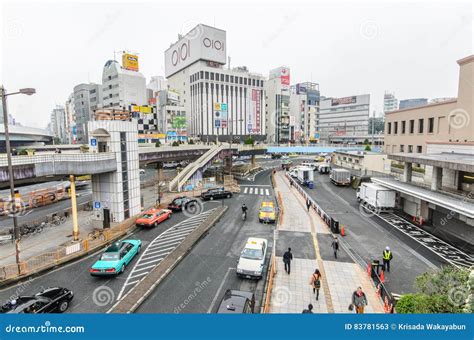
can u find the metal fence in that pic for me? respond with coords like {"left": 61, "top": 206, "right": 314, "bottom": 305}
{"left": 0, "top": 152, "right": 116, "bottom": 167}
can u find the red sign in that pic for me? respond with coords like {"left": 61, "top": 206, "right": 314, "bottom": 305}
{"left": 280, "top": 68, "right": 290, "bottom": 85}
{"left": 331, "top": 96, "right": 356, "bottom": 106}
{"left": 255, "top": 90, "right": 261, "bottom": 132}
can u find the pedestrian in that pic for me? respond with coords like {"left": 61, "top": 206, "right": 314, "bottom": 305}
{"left": 351, "top": 286, "right": 368, "bottom": 314}
{"left": 290, "top": 180, "right": 293, "bottom": 187}
{"left": 306, "top": 198, "right": 311, "bottom": 212}
{"left": 310, "top": 269, "right": 322, "bottom": 300}
{"left": 302, "top": 303, "right": 313, "bottom": 313}
{"left": 283, "top": 247, "right": 293, "bottom": 274}
{"left": 331, "top": 236, "right": 339, "bottom": 259}
{"left": 383, "top": 246, "right": 393, "bottom": 273}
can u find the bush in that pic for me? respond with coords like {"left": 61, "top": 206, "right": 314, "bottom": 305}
{"left": 172, "top": 141, "right": 180, "bottom": 147}
{"left": 188, "top": 139, "right": 194, "bottom": 145}
{"left": 363, "top": 138, "right": 369, "bottom": 145}
{"left": 155, "top": 140, "right": 161, "bottom": 147}
{"left": 18, "top": 149, "right": 28, "bottom": 156}
{"left": 364, "top": 145, "right": 371, "bottom": 151}
{"left": 244, "top": 137, "right": 254, "bottom": 145}
{"left": 395, "top": 294, "right": 432, "bottom": 313}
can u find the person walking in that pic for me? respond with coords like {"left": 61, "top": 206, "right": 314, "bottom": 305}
{"left": 351, "top": 287, "right": 368, "bottom": 314}
{"left": 302, "top": 304, "right": 314, "bottom": 313}
{"left": 290, "top": 180, "right": 293, "bottom": 187}
{"left": 306, "top": 198, "right": 311, "bottom": 212}
{"left": 382, "top": 246, "right": 393, "bottom": 273}
{"left": 283, "top": 248, "right": 293, "bottom": 274}
{"left": 310, "top": 269, "right": 322, "bottom": 300}
{"left": 331, "top": 236, "right": 339, "bottom": 259}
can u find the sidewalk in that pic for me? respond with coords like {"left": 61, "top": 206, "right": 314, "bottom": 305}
{"left": 269, "top": 171, "right": 383, "bottom": 313}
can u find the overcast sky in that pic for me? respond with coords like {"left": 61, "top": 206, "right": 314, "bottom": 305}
{"left": 1, "top": 0, "right": 472, "bottom": 128}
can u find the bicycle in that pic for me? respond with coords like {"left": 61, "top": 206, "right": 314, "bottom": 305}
{"left": 51, "top": 215, "right": 66, "bottom": 226}
{"left": 88, "top": 228, "right": 106, "bottom": 241}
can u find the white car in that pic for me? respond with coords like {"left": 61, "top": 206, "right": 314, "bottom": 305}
{"left": 281, "top": 155, "right": 289, "bottom": 159}
{"left": 236, "top": 238, "right": 267, "bottom": 280}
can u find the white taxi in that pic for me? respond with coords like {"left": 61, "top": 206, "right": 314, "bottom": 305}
{"left": 236, "top": 238, "right": 267, "bottom": 280}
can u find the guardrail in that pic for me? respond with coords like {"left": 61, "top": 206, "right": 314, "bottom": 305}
{"left": 285, "top": 173, "right": 395, "bottom": 313}
{"left": 0, "top": 152, "right": 116, "bottom": 167}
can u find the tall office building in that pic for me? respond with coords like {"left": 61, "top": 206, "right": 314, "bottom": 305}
{"left": 73, "top": 83, "right": 102, "bottom": 144}
{"left": 165, "top": 24, "right": 266, "bottom": 142}
{"left": 319, "top": 94, "right": 370, "bottom": 143}
{"left": 383, "top": 92, "right": 398, "bottom": 113}
{"left": 289, "top": 82, "right": 320, "bottom": 143}
{"left": 50, "top": 105, "right": 68, "bottom": 144}
{"left": 265, "top": 66, "right": 291, "bottom": 144}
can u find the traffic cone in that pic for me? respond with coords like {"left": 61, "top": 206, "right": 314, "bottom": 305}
{"left": 340, "top": 225, "right": 345, "bottom": 236}
{"left": 380, "top": 270, "right": 385, "bottom": 283}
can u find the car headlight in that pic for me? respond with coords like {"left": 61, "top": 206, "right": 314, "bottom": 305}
{"left": 253, "top": 270, "right": 262, "bottom": 275}
{"left": 236, "top": 268, "right": 243, "bottom": 273}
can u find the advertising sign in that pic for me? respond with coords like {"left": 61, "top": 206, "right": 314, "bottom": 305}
{"left": 165, "top": 25, "right": 226, "bottom": 78}
{"left": 213, "top": 102, "right": 227, "bottom": 128}
{"left": 331, "top": 96, "right": 356, "bottom": 106}
{"left": 167, "top": 90, "right": 180, "bottom": 102}
{"left": 131, "top": 105, "right": 153, "bottom": 114}
{"left": 172, "top": 116, "right": 186, "bottom": 129}
{"left": 122, "top": 53, "right": 139, "bottom": 71}
{"left": 296, "top": 83, "right": 307, "bottom": 94}
{"left": 281, "top": 67, "right": 290, "bottom": 85}
{"left": 289, "top": 116, "right": 296, "bottom": 126}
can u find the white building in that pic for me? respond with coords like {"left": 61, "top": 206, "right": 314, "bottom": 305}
{"left": 50, "top": 105, "right": 68, "bottom": 144}
{"left": 102, "top": 59, "right": 147, "bottom": 109}
{"left": 73, "top": 83, "right": 102, "bottom": 144}
{"left": 289, "top": 82, "right": 320, "bottom": 143}
{"left": 165, "top": 24, "right": 266, "bottom": 142}
{"left": 319, "top": 94, "right": 370, "bottom": 143}
{"left": 64, "top": 93, "right": 76, "bottom": 144}
{"left": 155, "top": 89, "right": 187, "bottom": 142}
{"left": 265, "top": 66, "right": 291, "bottom": 144}
{"left": 383, "top": 92, "right": 398, "bottom": 113}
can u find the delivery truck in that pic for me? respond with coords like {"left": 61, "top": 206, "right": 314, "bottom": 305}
{"left": 329, "top": 168, "right": 351, "bottom": 186}
{"left": 356, "top": 182, "right": 396, "bottom": 212}
{"left": 296, "top": 166, "right": 314, "bottom": 186}
{"left": 318, "top": 164, "right": 330, "bottom": 174}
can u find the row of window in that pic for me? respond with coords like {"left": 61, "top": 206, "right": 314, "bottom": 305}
{"left": 386, "top": 144, "right": 423, "bottom": 153}
{"left": 338, "top": 156, "right": 360, "bottom": 164}
{"left": 387, "top": 117, "right": 435, "bottom": 135}
{"left": 190, "top": 71, "right": 264, "bottom": 87}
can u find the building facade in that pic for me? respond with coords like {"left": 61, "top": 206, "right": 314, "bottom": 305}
{"left": 165, "top": 24, "right": 266, "bottom": 142}
{"left": 289, "top": 82, "right": 320, "bottom": 143}
{"left": 399, "top": 98, "right": 428, "bottom": 110}
{"left": 50, "top": 105, "right": 68, "bottom": 144}
{"left": 73, "top": 83, "right": 102, "bottom": 144}
{"left": 265, "top": 66, "right": 291, "bottom": 144}
{"left": 319, "top": 94, "right": 370, "bottom": 143}
{"left": 383, "top": 92, "right": 398, "bottom": 113}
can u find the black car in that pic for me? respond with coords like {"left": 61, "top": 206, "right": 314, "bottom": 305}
{"left": 201, "top": 187, "right": 233, "bottom": 201}
{"left": 1, "top": 287, "right": 74, "bottom": 314}
{"left": 271, "top": 153, "right": 282, "bottom": 159}
{"left": 216, "top": 289, "right": 255, "bottom": 313}
{"left": 167, "top": 196, "right": 198, "bottom": 211}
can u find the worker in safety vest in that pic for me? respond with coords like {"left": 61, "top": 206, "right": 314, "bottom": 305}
{"left": 382, "top": 246, "right": 393, "bottom": 273}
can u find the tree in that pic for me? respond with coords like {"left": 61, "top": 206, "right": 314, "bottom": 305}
{"left": 244, "top": 137, "right": 254, "bottom": 145}
{"left": 18, "top": 149, "right": 28, "bottom": 156}
{"left": 172, "top": 141, "right": 180, "bottom": 147}
{"left": 363, "top": 138, "right": 369, "bottom": 145}
{"left": 364, "top": 144, "right": 372, "bottom": 151}
{"left": 188, "top": 139, "right": 194, "bottom": 145}
{"left": 155, "top": 140, "right": 161, "bottom": 147}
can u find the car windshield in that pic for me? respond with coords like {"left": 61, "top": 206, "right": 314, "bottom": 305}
{"left": 241, "top": 248, "right": 263, "bottom": 260}
{"left": 100, "top": 253, "right": 119, "bottom": 261}
{"left": 261, "top": 206, "right": 274, "bottom": 213}
{"left": 141, "top": 213, "right": 154, "bottom": 219}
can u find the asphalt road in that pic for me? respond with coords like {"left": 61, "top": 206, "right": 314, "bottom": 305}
{"left": 298, "top": 169, "right": 445, "bottom": 294}
{"left": 136, "top": 168, "right": 276, "bottom": 313}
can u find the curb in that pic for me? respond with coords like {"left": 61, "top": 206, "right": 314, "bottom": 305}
{"left": 108, "top": 205, "right": 228, "bottom": 313}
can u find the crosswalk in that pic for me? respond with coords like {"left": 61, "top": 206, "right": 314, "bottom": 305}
{"left": 116, "top": 208, "right": 217, "bottom": 300}
{"left": 240, "top": 186, "right": 272, "bottom": 196}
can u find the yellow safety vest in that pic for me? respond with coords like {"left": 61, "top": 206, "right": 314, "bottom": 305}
{"left": 383, "top": 251, "right": 391, "bottom": 260}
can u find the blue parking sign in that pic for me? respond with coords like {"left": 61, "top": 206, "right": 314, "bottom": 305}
{"left": 94, "top": 201, "right": 101, "bottom": 209}
{"left": 90, "top": 138, "right": 97, "bottom": 147}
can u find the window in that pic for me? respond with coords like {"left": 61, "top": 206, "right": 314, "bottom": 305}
{"left": 394, "top": 122, "right": 398, "bottom": 134}
{"left": 428, "top": 117, "right": 434, "bottom": 133}
{"left": 408, "top": 145, "right": 413, "bottom": 153}
{"left": 205, "top": 72, "right": 209, "bottom": 79}
{"left": 200, "top": 71, "right": 203, "bottom": 78}
{"left": 387, "top": 122, "right": 392, "bottom": 134}
{"left": 417, "top": 145, "right": 422, "bottom": 153}
{"left": 225, "top": 75, "right": 229, "bottom": 82}
{"left": 210, "top": 73, "right": 214, "bottom": 80}
{"left": 409, "top": 120, "right": 415, "bottom": 134}
{"left": 401, "top": 121, "right": 406, "bottom": 134}
{"left": 418, "top": 119, "right": 424, "bottom": 133}
{"left": 230, "top": 76, "right": 234, "bottom": 83}
{"left": 244, "top": 78, "right": 247, "bottom": 85}
{"left": 400, "top": 145, "right": 404, "bottom": 152}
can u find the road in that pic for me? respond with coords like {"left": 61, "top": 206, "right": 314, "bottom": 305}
{"left": 136, "top": 168, "right": 276, "bottom": 313}
{"left": 296, "top": 167, "right": 445, "bottom": 294}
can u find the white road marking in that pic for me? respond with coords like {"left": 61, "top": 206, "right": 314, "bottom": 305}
{"left": 265, "top": 189, "right": 270, "bottom": 196}
{"left": 249, "top": 188, "right": 253, "bottom": 194}
{"left": 207, "top": 267, "right": 236, "bottom": 313}
{"left": 244, "top": 187, "right": 248, "bottom": 194}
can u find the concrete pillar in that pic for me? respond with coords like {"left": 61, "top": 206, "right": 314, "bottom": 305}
{"left": 431, "top": 166, "right": 442, "bottom": 191}
{"left": 69, "top": 175, "right": 79, "bottom": 241}
{"left": 156, "top": 162, "right": 164, "bottom": 206}
{"left": 403, "top": 162, "right": 412, "bottom": 183}
{"left": 251, "top": 155, "right": 256, "bottom": 168}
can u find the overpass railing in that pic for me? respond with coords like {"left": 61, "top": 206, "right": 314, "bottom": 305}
{"left": 0, "top": 153, "right": 116, "bottom": 167}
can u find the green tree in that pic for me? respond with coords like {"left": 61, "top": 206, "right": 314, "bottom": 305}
{"left": 364, "top": 144, "right": 371, "bottom": 151}
{"left": 188, "top": 139, "right": 194, "bottom": 145}
{"left": 244, "top": 137, "right": 254, "bottom": 145}
{"left": 363, "top": 138, "right": 369, "bottom": 145}
{"left": 172, "top": 141, "right": 180, "bottom": 147}
{"left": 155, "top": 140, "right": 161, "bottom": 147}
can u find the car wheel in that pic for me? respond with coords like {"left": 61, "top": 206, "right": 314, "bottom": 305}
{"left": 120, "top": 264, "right": 125, "bottom": 274}
{"left": 209, "top": 196, "right": 214, "bottom": 201}
{"left": 58, "top": 300, "right": 69, "bottom": 313}
{"left": 154, "top": 222, "right": 158, "bottom": 227}
{"left": 137, "top": 246, "right": 141, "bottom": 254}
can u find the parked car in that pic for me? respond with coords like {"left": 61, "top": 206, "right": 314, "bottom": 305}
{"left": 201, "top": 187, "right": 233, "bottom": 201}
{"left": 163, "top": 161, "right": 179, "bottom": 169}
{"left": 167, "top": 196, "right": 198, "bottom": 212}
{"left": 1, "top": 287, "right": 74, "bottom": 313}
{"left": 236, "top": 237, "right": 267, "bottom": 279}
{"left": 258, "top": 201, "right": 276, "bottom": 223}
{"left": 216, "top": 289, "right": 255, "bottom": 314}
{"left": 89, "top": 240, "right": 142, "bottom": 276}
{"left": 271, "top": 154, "right": 282, "bottom": 159}
{"left": 135, "top": 208, "right": 172, "bottom": 227}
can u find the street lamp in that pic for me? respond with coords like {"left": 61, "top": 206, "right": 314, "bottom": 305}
{"left": 0, "top": 86, "right": 36, "bottom": 274}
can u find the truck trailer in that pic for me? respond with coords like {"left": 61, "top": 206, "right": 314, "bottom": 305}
{"left": 329, "top": 168, "right": 351, "bottom": 186}
{"left": 356, "top": 182, "right": 396, "bottom": 212}
{"left": 296, "top": 166, "right": 314, "bottom": 185}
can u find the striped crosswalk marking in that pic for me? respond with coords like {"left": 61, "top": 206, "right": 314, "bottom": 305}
{"left": 244, "top": 187, "right": 248, "bottom": 194}
{"left": 240, "top": 186, "right": 273, "bottom": 197}
{"left": 117, "top": 208, "right": 216, "bottom": 300}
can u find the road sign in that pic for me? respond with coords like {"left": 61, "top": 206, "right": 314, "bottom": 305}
{"left": 90, "top": 138, "right": 97, "bottom": 147}
{"left": 94, "top": 201, "right": 101, "bottom": 209}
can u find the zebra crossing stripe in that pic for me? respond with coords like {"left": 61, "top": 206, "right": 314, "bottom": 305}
{"left": 249, "top": 188, "right": 254, "bottom": 194}
{"left": 265, "top": 189, "right": 270, "bottom": 196}
{"left": 244, "top": 187, "right": 248, "bottom": 194}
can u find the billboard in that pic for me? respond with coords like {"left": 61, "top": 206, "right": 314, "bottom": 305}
{"left": 122, "top": 53, "right": 139, "bottom": 71}
{"left": 280, "top": 67, "right": 290, "bottom": 85}
{"left": 296, "top": 83, "right": 307, "bottom": 94}
{"left": 331, "top": 96, "right": 357, "bottom": 106}
{"left": 167, "top": 90, "right": 180, "bottom": 102}
{"left": 247, "top": 89, "right": 261, "bottom": 134}
{"left": 171, "top": 116, "right": 186, "bottom": 129}
{"left": 165, "top": 25, "right": 226, "bottom": 78}
{"left": 213, "top": 102, "right": 228, "bottom": 129}
{"left": 130, "top": 105, "right": 153, "bottom": 114}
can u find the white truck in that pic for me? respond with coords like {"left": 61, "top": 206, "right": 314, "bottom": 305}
{"left": 329, "top": 168, "right": 351, "bottom": 186}
{"left": 296, "top": 166, "right": 314, "bottom": 185}
{"left": 357, "top": 182, "right": 396, "bottom": 212}
{"left": 318, "top": 164, "right": 330, "bottom": 174}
